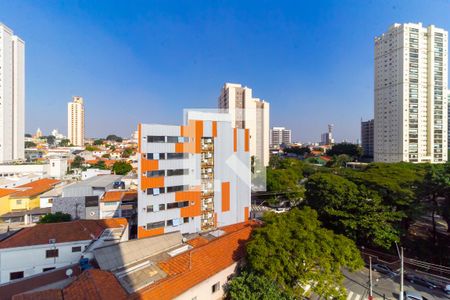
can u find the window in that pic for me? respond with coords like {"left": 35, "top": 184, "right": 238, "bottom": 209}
{"left": 167, "top": 169, "right": 189, "bottom": 176}
{"left": 147, "top": 188, "right": 165, "bottom": 195}
{"left": 167, "top": 153, "right": 189, "bottom": 160}
{"left": 10, "top": 271, "right": 24, "bottom": 281}
{"left": 43, "top": 267, "right": 56, "bottom": 272}
{"left": 147, "top": 136, "right": 165, "bottom": 143}
{"left": 46, "top": 249, "right": 59, "bottom": 258}
{"left": 159, "top": 204, "right": 166, "bottom": 211}
{"left": 16, "top": 200, "right": 22, "bottom": 205}
{"left": 147, "top": 205, "right": 154, "bottom": 212}
{"left": 167, "top": 201, "right": 189, "bottom": 209}
{"left": 211, "top": 282, "right": 220, "bottom": 293}
{"left": 167, "top": 185, "right": 189, "bottom": 193}
{"left": 147, "top": 170, "right": 165, "bottom": 177}
{"left": 146, "top": 221, "right": 165, "bottom": 230}
{"left": 72, "top": 246, "right": 82, "bottom": 252}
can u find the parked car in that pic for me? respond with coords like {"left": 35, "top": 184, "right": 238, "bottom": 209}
{"left": 406, "top": 274, "right": 437, "bottom": 289}
{"left": 371, "top": 263, "right": 398, "bottom": 277}
{"left": 404, "top": 291, "right": 423, "bottom": 300}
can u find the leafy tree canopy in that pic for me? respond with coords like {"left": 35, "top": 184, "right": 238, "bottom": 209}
{"left": 93, "top": 139, "right": 104, "bottom": 146}
{"left": 227, "top": 272, "right": 293, "bottom": 300}
{"left": 283, "top": 146, "right": 311, "bottom": 156}
{"left": 112, "top": 161, "right": 132, "bottom": 175}
{"left": 85, "top": 145, "right": 100, "bottom": 152}
{"left": 25, "top": 141, "right": 36, "bottom": 148}
{"left": 59, "top": 139, "right": 71, "bottom": 147}
{"left": 71, "top": 155, "right": 85, "bottom": 169}
{"left": 327, "top": 143, "right": 363, "bottom": 158}
{"left": 247, "top": 207, "right": 363, "bottom": 299}
{"left": 39, "top": 212, "right": 72, "bottom": 223}
{"left": 106, "top": 134, "right": 123, "bottom": 142}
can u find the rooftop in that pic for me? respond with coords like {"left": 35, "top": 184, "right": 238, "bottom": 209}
{"left": 0, "top": 218, "right": 127, "bottom": 249}
{"left": 10, "top": 179, "right": 61, "bottom": 198}
{"left": 100, "top": 190, "right": 137, "bottom": 203}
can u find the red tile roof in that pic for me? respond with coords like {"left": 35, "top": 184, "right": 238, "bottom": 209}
{"left": 100, "top": 190, "right": 137, "bottom": 203}
{"left": 131, "top": 221, "right": 258, "bottom": 300}
{"left": 186, "top": 236, "right": 209, "bottom": 248}
{"left": 0, "top": 188, "right": 18, "bottom": 198}
{"left": 10, "top": 179, "right": 60, "bottom": 198}
{"left": 13, "top": 289, "right": 63, "bottom": 300}
{"left": 0, "top": 218, "right": 127, "bottom": 249}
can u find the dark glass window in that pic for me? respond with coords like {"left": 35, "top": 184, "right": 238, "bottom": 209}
{"left": 147, "top": 136, "right": 165, "bottom": 143}
{"left": 46, "top": 249, "right": 59, "bottom": 258}
{"left": 147, "top": 170, "right": 165, "bottom": 177}
{"left": 43, "top": 267, "right": 56, "bottom": 272}
{"left": 167, "top": 169, "right": 189, "bottom": 176}
{"left": 146, "top": 221, "right": 165, "bottom": 229}
{"left": 72, "top": 246, "right": 82, "bottom": 252}
{"left": 10, "top": 271, "right": 24, "bottom": 280}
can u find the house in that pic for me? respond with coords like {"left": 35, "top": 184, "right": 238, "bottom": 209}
{"left": 10, "top": 220, "right": 257, "bottom": 300}
{"left": 0, "top": 218, "right": 128, "bottom": 284}
{"left": 0, "top": 189, "right": 19, "bottom": 217}
{"left": 81, "top": 168, "right": 111, "bottom": 180}
{"left": 99, "top": 190, "right": 137, "bottom": 232}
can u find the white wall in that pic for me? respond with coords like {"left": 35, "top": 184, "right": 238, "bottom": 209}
{"left": 0, "top": 240, "right": 90, "bottom": 284}
{"left": 175, "top": 262, "right": 238, "bottom": 300}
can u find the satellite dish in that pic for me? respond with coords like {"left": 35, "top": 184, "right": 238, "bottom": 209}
{"left": 66, "top": 268, "right": 73, "bottom": 277}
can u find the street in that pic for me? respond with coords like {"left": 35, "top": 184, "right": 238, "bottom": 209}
{"left": 343, "top": 268, "right": 449, "bottom": 300}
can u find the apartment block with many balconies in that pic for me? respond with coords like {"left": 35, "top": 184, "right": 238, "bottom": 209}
{"left": 137, "top": 110, "right": 251, "bottom": 238}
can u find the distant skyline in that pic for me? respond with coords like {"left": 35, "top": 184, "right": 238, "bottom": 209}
{"left": 0, "top": 0, "right": 449, "bottom": 142}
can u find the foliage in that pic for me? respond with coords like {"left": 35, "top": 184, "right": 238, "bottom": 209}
{"left": 227, "top": 271, "right": 293, "bottom": 300}
{"left": 122, "top": 148, "right": 134, "bottom": 158}
{"left": 326, "top": 143, "right": 363, "bottom": 159}
{"left": 25, "top": 141, "right": 36, "bottom": 148}
{"left": 112, "top": 161, "right": 132, "bottom": 175}
{"left": 91, "top": 160, "right": 108, "bottom": 170}
{"left": 25, "top": 133, "right": 32, "bottom": 138}
{"left": 46, "top": 135, "right": 56, "bottom": 146}
{"left": 59, "top": 139, "right": 71, "bottom": 147}
{"left": 71, "top": 155, "right": 85, "bottom": 169}
{"left": 247, "top": 207, "right": 363, "bottom": 299}
{"left": 106, "top": 134, "right": 123, "bottom": 142}
{"left": 283, "top": 146, "right": 310, "bottom": 156}
{"left": 326, "top": 154, "right": 352, "bottom": 168}
{"left": 305, "top": 172, "right": 402, "bottom": 248}
{"left": 102, "top": 153, "right": 110, "bottom": 158}
{"left": 39, "top": 212, "right": 72, "bottom": 223}
{"left": 85, "top": 145, "right": 100, "bottom": 151}
{"left": 93, "top": 139, "right": 104, "bottom": 145}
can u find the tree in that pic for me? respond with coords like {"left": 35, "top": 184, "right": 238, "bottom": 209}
{"left": 106, "top": 134, "right": 123, "bottom": 142}
{"left": 102, "top": 153, "right": 111, "bottom": 159}
{"left": 71, "top": 155, "right": 85, "bottom": 169}
{"left": 266, "top": 168, "right": 304, "bottom": 205}
{"left": 39, "top": 212, "right": 72, "bottom": 223}
{"left": 305, "top": 172, "right": 402, "bottom": 248}
{"left": 246, "top": 207, "right": 363, "bottom": 299}
{"left": 85, "top": 145, "right": 99, "bottom": 151}
{"left": 227, "top": 272, "right": 293, "bottom": 300}
{"left": 122, "top": 148, "right": 133, "bottom": 158}
{"left": 59, "top": 139, "right": 71, "bottom": 147}
{"left": 25, "top": 141, "right": 36, "bottom": 148}
{"left": 283, "top": 146, "right": 311, "bottom": 157}
{"left": 326, "top": 154, "right": 352, "bottom": 168}
{"left": 112, "top": 161, "right": 132, "bottom": 175}
{"left": 46, "top": 135, "right": 56, "bottom": 146}
{"left": 25, "top": 133, "right": 32, "bottom": 138}
{"left": 92, "top": 160, "right": 108, "bottom": 170}
{"left": 327, "top": 143, "right": 363, "bottom": 159}
{"left": 93, "top": 139, "right": 104, "bottom": 146}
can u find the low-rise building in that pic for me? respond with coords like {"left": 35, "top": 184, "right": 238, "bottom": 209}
{"left": 0, "top": 218, "right": 128, "bottom": 284}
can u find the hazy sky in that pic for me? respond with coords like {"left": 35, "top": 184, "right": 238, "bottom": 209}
{"left": 0, "top": 0, "right": 449, "bottom": 142}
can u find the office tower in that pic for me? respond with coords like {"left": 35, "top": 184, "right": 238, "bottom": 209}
{"left": 218, "top": 83, "right": 270, "bottom": 166}
{"left": 67, "top": 96, "right": 85, "bottom": 146}
{"left": 270, "top": 127, "right": 292, "bottom": 147}
{"left": 0, "top": 23, "right": 25, "bottom": 162}
{"left": 137, "top": 109, "right": 251, "bottom": 238}
{"left": 320, "top": 124, "right": 334, "bottom": 145}
{"left": 361, "top": 119, "right": 374, "bottom": 158}
{"left": 374, "top": 23, "right": 448, "bottom": 163}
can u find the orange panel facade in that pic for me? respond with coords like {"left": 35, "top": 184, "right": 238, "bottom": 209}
{"left": 221, "top": 182, "right": 230, "bottom": 212}
{"left": 141, "top": 157, "right": 158, "bottom": 172}
{"left": 177, "top": 120, "right": 204, "bottom": 153}
{"left": 138, "top": 226, "right": 164, "bottom": 239}
{"left": 141, "top": 177, "right": 164, "bottom": 191}
{"left": 244, "top": 129, "right": 250, "bottom": 152}
{"left": 176, "top": 190, "right": 202, "bottom": 218}
{"left": 212, "top": 121, "right": 217, "bottom": 137}
{"left": 233, "top": 128, "right": 237, "bottom": 152}
{"left": 244, "top": 207, "right": 249, "bottom": 222}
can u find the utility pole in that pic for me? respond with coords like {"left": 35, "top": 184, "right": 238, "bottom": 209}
{"left": 400, "top": 247, "right": 404, "bottom": 300}
{"left": 369, "top": 256, "right": 373, "bottom": 300}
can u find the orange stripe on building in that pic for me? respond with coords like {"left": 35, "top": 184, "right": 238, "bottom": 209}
{"left": 178, "top": 120, "right": 203, "bottom": 154}
{"left": 195, "top": 120, "right": 203, "bottom": 153}
{"left": 138, "top": 226, "right": 164, "bottom": 239}
{"left": 212, "top": 121, "right": 217, "bottom": 137}
{"left": 141, "top": 158, "right": 158, "bottom": 172}
{"left": 138, "top": 123, "right": 142, "bottom": 153}
{"left": 244, "top": 129, "right": 249, "bottom": 152}
{"left": 141, "top": 177, "right": 164, "bottom": 190}
{"left": 221, "top": 182, "right": 230, "bottom": 212}
{"left": 214, "top": 213, "right": 218, "bottom": 227}
{"left": 233, "top": 128, "right": 237, "bottom": 152}
{"left": 244, "top": 207, "right": 249, "bottom": 222}
{"left": 176, "top": 190, "right": 202, "bottom": 218}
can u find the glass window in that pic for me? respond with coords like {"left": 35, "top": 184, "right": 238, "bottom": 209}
{"left": 147, "top": 136, "right": 165, "bottom": 143}
{"left": 72, "top": 246, "right": 82, "bottom": 252}
{"left": 146, "top": 221, "right": 165, "bottom": 229}
{"left": 46, "top": 249, "right": 59, "bottom": 258}
{"left": 43, "top": 267, "right": 56, "bottom": 272}
{"left": 212, "top": 282, "right": 220, "bottom": 293}
{"left": 159, "top": 204, "right": 166, "bottom": 211}
{"left": 10, "top": 271, "right": 24, "bottom": 280}
{"left": 147, "top": 205, "right": 154, "bottom": 212}
{"left": 167, "top": 169, "right": 189, "bottom": 176}
{"left": 147, "top": 170, "right": 165, "bottom": 177}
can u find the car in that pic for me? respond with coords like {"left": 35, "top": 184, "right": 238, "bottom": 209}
{"left": 404, "top": 291, "right": 423, "bottom": 300}
{"left": 444, "top": 284, "right": 450, "bottom": 295}
{"left": 406, "top": 274, "right": 437, "bottom": 289}
{"left": 371, "top": 263, "right": 398, "bottom": 277}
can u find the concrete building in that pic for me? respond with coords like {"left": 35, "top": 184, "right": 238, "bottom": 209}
{"left": 270, "top": 126, "right": 292, "bottom": 147}
{"left": 0, "top": 23, "right": 25, "bottom": 163}
{"left": 320, "top": 124, "right": 334, "bottom": 145}
{"left": 137, "top": 109, "right": 251, "bottom": 238}
{"left": 0, "top": 219, "right": 128, "bottom": 284}
{"left": 218, "top": 83, "right": 270, "bottom": 166}
{"left": 67, "top": 96, "right": 85, "bottom": 147}
{"left": 374, "top": 23, "right": 448, "bottom": 163}
{"left": 0, "top": 156, "right": 68, "bottom": 179}
{"left": 361, "top": 119, "right": 374, "bottom": 158}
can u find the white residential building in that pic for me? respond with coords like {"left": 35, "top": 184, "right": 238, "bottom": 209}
{"left": 270, "top": 126, "right": 292, "bottom": 147}
{"left": 67, "top": 96, "right": 85, "bottom": 146}
{"left": 0, "top": 23, "right": 25, "bottom": 163}
{"left": 0, "top": 219, "right": 128, "bottom": 284}
{"left": 374, "top": 23, "right": 448, "bottom": 163}
{"left": 218, "top": 83, "right": 270, "bottom": 166}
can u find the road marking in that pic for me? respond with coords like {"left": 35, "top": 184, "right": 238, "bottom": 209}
{"left": 347, "top": 291, "right": 354, "bottom": 300}
{"left": 353, "top": 295, "right": 361, "bottom": 300}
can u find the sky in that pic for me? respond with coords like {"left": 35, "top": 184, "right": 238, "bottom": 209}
{"left": 0, "top": 0, "right": 449, "bottom": 142}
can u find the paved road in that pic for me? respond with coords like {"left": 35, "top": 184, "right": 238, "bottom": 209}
{"left": 343, "top": 268, "right": 449, "bottom": 300}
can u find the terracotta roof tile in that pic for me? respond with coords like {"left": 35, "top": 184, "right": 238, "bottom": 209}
{"left": 11, "top": 179, "right": 60, "bottom": 198}
{"left": 0, "top": 188, "right": 19, "bottom": 198}
{"left": 0, "top": 218, "right": 127, "bottom": 249}
{"left": 101, "top": 191, "right": 123, "bottom": 202}
{"left": 186, "top": 236, "right": 209, "bottom": 248}
{"left": 13, "top": 289, "right": 63, "bottom": 300}
{"left": 131, "top": 221, "right": 258, "bottom": 300}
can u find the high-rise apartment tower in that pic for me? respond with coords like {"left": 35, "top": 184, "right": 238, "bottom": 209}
{"left": 67, "top": 96, "right": 85, "bottom": 146}
{"left": 0, "top": 23, "right": 25, "bottom": 162}
{"left": 270, "top": 127, "right": 292, "bottom": 147}
{"left": 374, "top": 23, "right": 448, "bottom": 163}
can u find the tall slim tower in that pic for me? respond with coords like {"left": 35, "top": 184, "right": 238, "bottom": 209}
{"left": 0, "top": 23, "right": 25, "bottom": 162}
{"left": 218, "top": 83, "right": 270, "bottom": 166}
{"left": 374, "top": 23, "right": 448, "bottom": 163}
{"left": 67, "top": 96, "right": 85, "bottom": 146}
